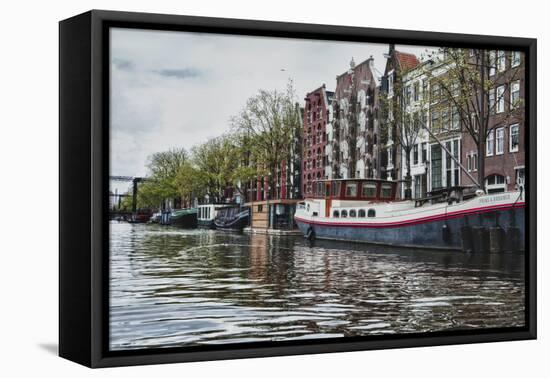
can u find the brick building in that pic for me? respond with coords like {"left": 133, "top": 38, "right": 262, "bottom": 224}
{"left": 380, "top": 45, "right": 421, "bottom": 186}
{"left": 328, "top": 57, "right": 381, "bottom": 180}
{"left": 461, "top": 49, "right": 525, "bottom": 193}
{"left": 302, "top": 84, "right": 333, "bottom": 195}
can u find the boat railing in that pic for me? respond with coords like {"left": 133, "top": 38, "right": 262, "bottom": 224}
{"left": 414, "top": 186, "right": 475, "bottom": 208}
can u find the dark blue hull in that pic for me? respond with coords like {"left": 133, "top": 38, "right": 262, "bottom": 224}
{"left": 296, "top": 207, "right": 525, "bottom": 252}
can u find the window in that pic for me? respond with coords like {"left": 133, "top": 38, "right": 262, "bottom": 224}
{"left": 380, "top": 183, "right": 392, "bottom": 199}
{"left": 496, "top": 128, "right": 504, "bottom": 155}
{"left": 388, "top": 74, "right": 394, "bottom": 96}
{"left": 388, "top": 146, "right": 393, "bottom": 165}
{"left": 431, "top": 110, "right": 440, "bottom": 132}
{"left": 497, "top": 50, "right": 506, "bottom": 72}
{"left": 341, "top": 210, "right": 348, "bottom": 218}
{"left": 413, "top": 82, "right": 420, "bottom": 101}
{"left": 511, "top": 81, "right": 520, "bottom": 109}
{"left": 489, "top": 90, "right": 496, "bottom": 114}
{"left": 489, "top": 51, "right": 496, "bottom": 76}
{"left": 258, "top": 205, "right": 263, "bottom": 212}
{"left": 333, "top": 210, "right": 340, "bottom": 218}
{"left": 405, "top": 85, "right": 412, "bottom": 105}
{"left": 331, "top": 181, "right": 341, "bottom": 196}
{"left": 421, "top": 143, "right": 428, "bottom": 163}
{"left": 414, "top": 174, "right": 426, "bottom": 199}
{"left": 367, "top": 209, "right": 376, "bottom": 218}
{"left": 431, "top": 83, "right": 440, "bottom": 103}
{"left": 511, "top": 51, "right": 521, "bottom": 67}
{"left": 358, "top": 209, "right": 366, "bottom": 218}
{"left": 431, "top": 144, "right": 442, "bottom": 189}
{"left": 441, "top": 109, "right": 449, "bottom": 131}
{"left": 467, "top": 155, "right": 471, "bottom": 172}
{"left": 485, "top": 174, "right": 506, "bottom": 194}
{"left": 349, "top": 209, "right": 357, "bottom": 217}
{"left": 362, "top": 183, "right": 377, "bottom": 198}
{"left": 497, "top": 85, "right": 505, "bottom": 113}
{"left": 422, "top": 79, "right": 428, "bottom": 100}
{"left": 452, "top": 106, "right": 459, "bottom": 129}
{"left": 445, "top": 141, "right": 452, "bottom": 188}
{"left": 413, "top": 144, "right": 419, "bottom": 165}
{"left": 509, "top": 124, "right": 519, "bottom": 152}
{"left": 345, "top": 182, "right": 357, "bottom": 197}
{"left": 486, "top": 129, "right": 495, "bottom": 156}
{"left": 451, "top": 82, "right": 459, "bottom": 97}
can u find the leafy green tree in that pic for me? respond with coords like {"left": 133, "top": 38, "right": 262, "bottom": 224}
{"left": 231, "top": 80, "right": 302, "bottom": 199}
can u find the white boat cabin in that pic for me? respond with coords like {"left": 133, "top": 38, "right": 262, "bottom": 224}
{"left": 303, "top": 179, "right": 400, "bottom": 219}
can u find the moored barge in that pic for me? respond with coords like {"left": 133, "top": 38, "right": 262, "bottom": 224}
{"left": 294, "top": 179, "right": 525, "bottom": 252}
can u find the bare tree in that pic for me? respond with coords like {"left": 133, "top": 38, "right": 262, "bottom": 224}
{"left": 422, "top": 48, "right": 524, "bottom": 191}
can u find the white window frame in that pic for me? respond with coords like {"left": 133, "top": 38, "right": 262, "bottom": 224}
{"left": 472, "top": 153, "right": 478, "bottom": 172}
{"left": 496, "top": 127, "right": 504, "bottom": 155}
{"left": 489, "top": 51, "right": 496, "bottom": 76}
{"left": 496, "top": 85, "right": 505, "bottom": 113}
{"left": 509, "top": 124, "right": 520, "bottom": 153}
{"left": 511, "top": 80, "right": 520, "bottom": 109}
{"left": 466, "top": 155, "right": 471, "bottom": 172}
{"left": 511, "top": 51, "right": 521, "bottom": 67}
{"left": 489, "top": 90, "right": 495, "bottom": 114}
{"left": 486, "top": 129, "right": 495, "bottom": 156}
{"left": 497, "top": 50, "right": 506, "bottom": 72}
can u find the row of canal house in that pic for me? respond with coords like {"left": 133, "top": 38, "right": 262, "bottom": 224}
{"left": 391, "top": 47, "right": 526, "bottom": 199}
{"left": 245, "top": 45, "right": 525, "bottom": 232}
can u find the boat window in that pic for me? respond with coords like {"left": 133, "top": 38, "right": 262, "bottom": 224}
{"left": 317, "top": 182, "right": 324, "bottom": 196}
{"left": 380, "top": 183, "right": 393, "bottom": 199}
{"left": 362, "top": 183, "right": 377, "bottom": 198}
{"left": 331, "top": 182, "right": 341, "bottom": 197}
{"left": 358, "top": 209, "right": 366, "bottom": 217}
{"left": 325, "top": 183, "right": 331, "bottom": 197}
{"left": 341, "top": 210, "right": 348, "bottom": 218}
{"left": 258, "top": 205, "right": 263, "bottom": 212}
{"left": 349, "top": 209, "right": 357, "bottom": 217}
{"left": 312, "top": 212, "right": 318, "bottom": 217}
{"left": 333, "top": 210, "right": 340, "bottom": 218}
{"left": 306, "top": 204, "right": 310, "bottom": 212}
{"left": 368, "top": 209, "right": 376, "bottom": 217}
{"left": 345, "top": 182, "right": 358, "bottom": 197}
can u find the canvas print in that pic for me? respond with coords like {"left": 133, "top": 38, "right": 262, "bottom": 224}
{"left": 109, "top": 28, "right": 526, "bottom": 351}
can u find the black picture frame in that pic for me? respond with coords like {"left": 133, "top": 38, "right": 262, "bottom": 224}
{"left": 59, "top": 9, "right": 537, "bottom": 368}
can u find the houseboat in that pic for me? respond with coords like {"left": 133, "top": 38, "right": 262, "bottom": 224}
{"left": 160, "top": 208, "right": 198, "bottom": 228}
{"left": 197, "top": 203, "right": 232, "bottom": 229}
{"left": 214, "top": 205, "right": 250, "bottom": 231}
{"left": 294, "top": 179, "right": 525, "bottom": 252}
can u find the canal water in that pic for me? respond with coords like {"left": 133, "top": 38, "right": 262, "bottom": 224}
{"left": 109, "top": 222, "right": 525, "bottom": 351}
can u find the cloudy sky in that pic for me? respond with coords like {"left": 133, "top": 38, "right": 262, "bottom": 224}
{"left": 110, "top": 27, "right": 434, "bottom": 185}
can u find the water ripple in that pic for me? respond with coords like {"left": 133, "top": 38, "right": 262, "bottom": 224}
{"left": 109, "top": 222, "right": 525, "bottom": 350}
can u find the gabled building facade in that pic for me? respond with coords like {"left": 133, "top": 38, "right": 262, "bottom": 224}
{"left": 302, "top": 85, "right": 333, "bottom": 195}
{"left": 328, "top": 57, "right": 381, "bottom": 180}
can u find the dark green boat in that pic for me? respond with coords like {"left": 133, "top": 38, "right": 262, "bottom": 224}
{"left": 161, "top": 208, "right": 198, "bottom": 228}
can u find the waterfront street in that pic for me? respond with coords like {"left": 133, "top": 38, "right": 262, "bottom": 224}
{"left": 110, "top": 222, "right": 525, "bottom": 350}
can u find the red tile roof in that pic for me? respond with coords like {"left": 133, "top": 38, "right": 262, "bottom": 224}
{"left": 395, "top": 51, "right": 420, "bottom": 72}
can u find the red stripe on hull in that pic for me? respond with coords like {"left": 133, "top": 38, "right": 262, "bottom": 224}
{"left": 295, "top": 202, "right": 525, "bottom": 229}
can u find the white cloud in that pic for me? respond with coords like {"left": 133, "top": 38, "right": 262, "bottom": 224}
{"left": 110, "top": 27, "right": 433, "bottom": 177}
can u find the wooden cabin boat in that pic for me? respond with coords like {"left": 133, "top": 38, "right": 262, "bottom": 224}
{"left": 294, "top": 179, "right": 525, "bottom": 252}
{"left": 214, "top": 206, "right": 250, "bottom": 231}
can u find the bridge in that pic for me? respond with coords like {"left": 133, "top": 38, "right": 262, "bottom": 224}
{"left": 109, "top": 176, "right": 149, "bottom": 213}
